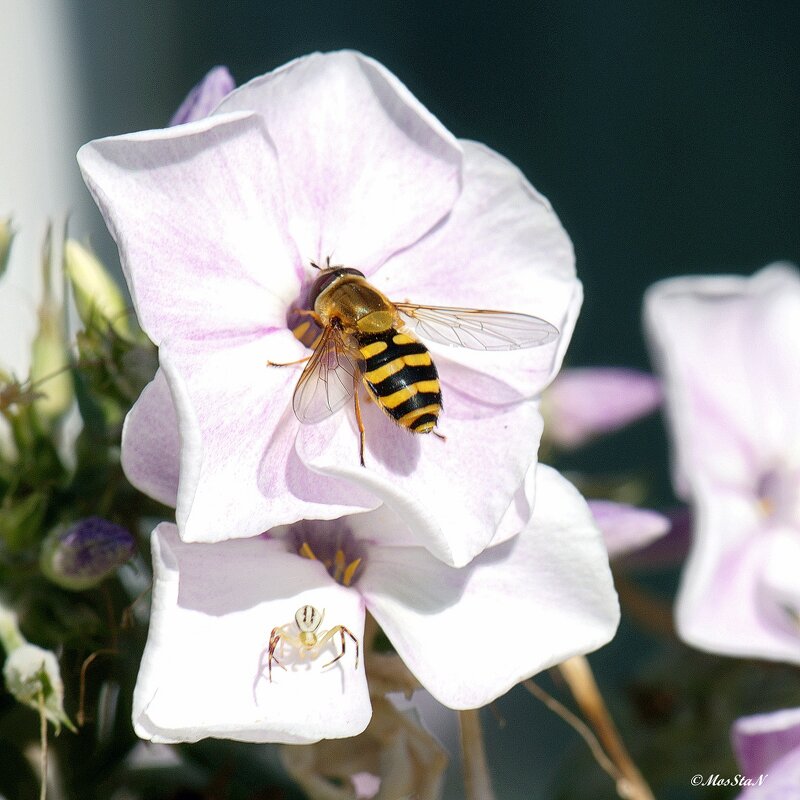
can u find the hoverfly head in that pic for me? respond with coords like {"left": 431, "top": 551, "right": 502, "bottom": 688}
{"left": 308, "top": 263, "right": 365, "bottom": 305}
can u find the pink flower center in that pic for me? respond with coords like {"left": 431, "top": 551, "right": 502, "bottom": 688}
{"left": 756, "top": 466, "right": 800, "bottom": 525}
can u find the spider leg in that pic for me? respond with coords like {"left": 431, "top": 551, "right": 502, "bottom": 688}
{"left": 267, "top": 626, "right": 302, "bottom": 682}
{"left": 319, "top": 625, "right": 360, "bottom": 671}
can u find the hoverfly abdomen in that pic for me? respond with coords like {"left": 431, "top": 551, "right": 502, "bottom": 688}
{"left": 358, "top": 329, "right": 442, "bottom": 434}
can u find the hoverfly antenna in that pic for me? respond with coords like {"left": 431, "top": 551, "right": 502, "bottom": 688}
{"left": 310, "top": 259, "right": 321, "bottom": 271}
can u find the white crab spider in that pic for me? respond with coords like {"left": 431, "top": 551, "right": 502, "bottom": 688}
{"left": 267, "top": 604, "right": 359, "bottom": 682}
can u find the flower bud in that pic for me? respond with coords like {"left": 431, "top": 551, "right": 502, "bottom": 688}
{"left": 30, "top": 307, "right": 72, "bottom": 423}
{"left": 40, "top": 517, "right": 136, "bottom": 591}
{"left": 0, "top": 217, "right": 13, "bottom": 277}
{"left": 170, "top": 66, "right": 235, "bottom": 126}
{"left": 3, "top": 643, "right": 75, "bottom": 732}
{"left": 0, "top": 605, "right": 75, "bottom": 732}
{"left": 64, "top": 240, "right": 131, "bottom": 337}
{"left": 30, "top": 228, "right": 72, "bottom": 423}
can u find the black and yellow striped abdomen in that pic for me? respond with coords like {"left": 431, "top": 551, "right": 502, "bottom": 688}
{"left": 357, "top": 329, "right": 442, "bottom": 433}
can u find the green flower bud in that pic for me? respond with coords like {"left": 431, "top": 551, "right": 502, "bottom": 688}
{"left": 30, "top": 308, "right": 72, "bottom": 423}
{"left": 0, "top": 217, "right": 13, "bottom": 277}
{"left": 0, "top": 605, "right": 75, "bottom": 733}
{"left": 30, "top": 227, "right": 72, "bottom": 424}
{"left": 64, "top": 240, "right": 131, "bottom": 337}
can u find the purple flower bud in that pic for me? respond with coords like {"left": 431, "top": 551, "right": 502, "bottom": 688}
{"left": 40, "top": 517, "right": 136, "bottom": 590}
{"left": 169, "top": 66, "right": 235, "bottom": 126}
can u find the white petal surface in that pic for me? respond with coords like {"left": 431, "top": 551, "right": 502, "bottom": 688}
{"left": 374, "top": 141, "right": 580, "bottom": 400}
{"left": 297, "top": 389, "right": 543, "bottom": 567}
{"left": 121, "top": 368, "right": 180, "bottom": 508}
{"left": 78, "top": 112, "right": 300, "bottom": 346}
{"left": 216, "top": 51, "right": 462, "bottom": 271}
{"left": 158, "top": 345, "right": 378, "bottom": 543}
{"left": 359, "top": 466, "right": 619, "bottom": 708}
{"left": 588, "top": 500, "right": 670, "bottom": 560}
{"left": 134, "top": 524, "right": 370, "bottom": 743}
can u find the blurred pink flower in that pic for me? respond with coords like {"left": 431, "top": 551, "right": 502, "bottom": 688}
{"left": 132, "top": 466, "right": 618, "bottom": 743}
{"left": 78, "top": 51, "right": 581, "bottom": 567}
{"left": 542, "top": 367, "right": 662, "bottom": 449}
{"left": 169, "top": 66, "right": 235, "bottom": 126}
{"left": 732, "top": 707, "right": 800, "bottom": 798}
{"left": 646, "top": 264, "right": 800, "bottom": 663}
{"left": 587, "top": 500, "right": 669, "bottom": 560}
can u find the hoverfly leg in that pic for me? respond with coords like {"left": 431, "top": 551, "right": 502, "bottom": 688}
{"left": 293, "top": 308, "right": 324, "bottom": 325}
{"left": 267, "top": 355, "right": 313, "bottom": 367}
{"left": 353, "top": 387, "right": 367, "bottom": 467}
{"left": 433, "top": 430, "right": 447, "bottom": 442}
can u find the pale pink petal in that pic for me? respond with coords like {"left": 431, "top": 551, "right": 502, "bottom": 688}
{"left": 587, "top": 500, "right": 670, "bottom": 560}
{"left": 738, "top": 748, "right": 800, "bottom": 799}
{"left": 742, "top": 266, "right": 800, "bottom": 464}
{"left": 645, "top": 266, "right": 800, "bottom": 498}
{"left": 120, "top": 368, "right": 179, "bottom": 508}
{"left": 676, "top": 486, "right": 800, "bottom": 664}
{"left": 359, "top": 466, "right": 619, "bottom": 708}
{"left": 133, "top": 524, "right": 370, "bottom": 743}
{"left": 733, "top": 707, "right": 800, "bottom": 779}
{"left": 77, "top": 112, "right": 300, "bottom": 346}
{"left": 351, "top": 772, "right": 381, "bottom": 799}
{"left": 375, "top": 141, "right": 580, "bottom": 400}
{"left": 543, "top": 368, "right": 662, "bottom": 449}
{"left": 216, "top": 51, "right": 461, "bottom": 271}
{"left": 169, "top": 66, "right": 235, "bottom": 126}
{"left": 158, "top": 345, "right": 378, "bottom": 543}
{"left": 647, "top": 265, "right": 800, "bottom": 663}
{"left": 297, "top": 389, "right": 543, "bottom": 567}
{"left": 615, "top": 507, "right": 692, "bottom": 570}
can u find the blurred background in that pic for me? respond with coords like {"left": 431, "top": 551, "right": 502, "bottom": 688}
{"left": 1, "top": 2, "right": 799, "bottom": 798}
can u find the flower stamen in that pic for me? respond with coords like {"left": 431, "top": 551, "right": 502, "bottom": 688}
{"left": 294, "top": 525, "right": 365, "bottom": 587}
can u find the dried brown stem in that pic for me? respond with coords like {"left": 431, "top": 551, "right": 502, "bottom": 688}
{"left": 558, "top": 656, "right": 654, "bottom": 800}
{"left": 459, "top": 709, "right": 496, "bottom": 800}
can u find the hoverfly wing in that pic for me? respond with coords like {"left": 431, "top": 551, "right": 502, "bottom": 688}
{"left": 394, "top": 303, "right": 559, "bottom": 351}
{"left": 292, "top": 326, "right": 361, "bottom": 424}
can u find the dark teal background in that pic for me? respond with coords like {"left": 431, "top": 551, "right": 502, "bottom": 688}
{"left": 70, "top": 3, "right": 800, "bottom": 798}
{"left": 75, "top": 1, "right": 800, "bottom": 372}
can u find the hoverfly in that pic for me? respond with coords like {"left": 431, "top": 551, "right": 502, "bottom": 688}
{"left": 275, "top": 259, "right": 559, "bottom": 465}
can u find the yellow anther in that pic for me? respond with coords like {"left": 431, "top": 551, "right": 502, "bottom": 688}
{"left": 333, "top": 549, "right": 346, "bottom": 582}
{"left": 299, "top": 541, "right": 318, "bottom": 560}
{"left": 342, "top": 558, "right": 362, "bottom": 587}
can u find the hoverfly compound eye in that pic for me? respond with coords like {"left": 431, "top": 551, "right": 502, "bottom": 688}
{"left": 308, "top": 267, "right": 366, "bottom": 306}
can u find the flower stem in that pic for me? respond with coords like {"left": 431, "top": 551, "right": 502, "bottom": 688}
{"left": 558, "top": 656, "right": 654, "bottom": 800}
{"left": 459, "top": 709, "right": 496, "bottom": 800}
{"left": 38, "top": 689, "right": 48, "bottom": 800}
{"left": 524, "top": 679, "right": 621, "bottom": 785}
